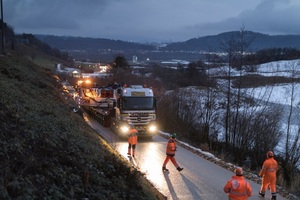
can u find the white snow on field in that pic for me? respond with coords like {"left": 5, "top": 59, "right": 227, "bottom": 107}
{"left": 214, "top": 59, "right": 300, "bottom": 105}
{"left": 243, "top": 84, "right": 300, "bottom": 105}
{"left": 250, "top": 59, "right": 300, "bottom": 104}
{"left": 257, "top": 59, "right": 300, "bottom": 77}
{"left": 175, "top": 58, "right": 300, "bottom": 156}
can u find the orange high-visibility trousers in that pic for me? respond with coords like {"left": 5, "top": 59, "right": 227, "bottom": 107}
{"left": 163, "top": 155, "right": 179, "bottom": 168}
{"left": 260, "top": 173, "right": 276, "bottom": 193}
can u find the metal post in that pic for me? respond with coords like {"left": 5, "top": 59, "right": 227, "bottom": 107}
{"left": 0, "top": 0, "right": 4, "bottom": 54}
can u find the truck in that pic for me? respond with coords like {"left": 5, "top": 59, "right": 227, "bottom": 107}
{"left": 76, "top": 82, "right": 157, "bottom": 139}
{"left": 110, "top": 84, "right": 157, "bottom": 139}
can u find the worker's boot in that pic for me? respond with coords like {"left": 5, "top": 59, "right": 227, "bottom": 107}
{"left": 162, "top": 166, "right": 169, "bottom": 171}
{"left": 258, "top": 191, "right": 265, "bottom": 197}
{"left": 177, "top": 167, "right": 183, "bottom": 172}
{"left": 270, "top": 196, "right": 276, "bottom": 200}
{"left": 127, "top": 148, "right": 131, "bottom": 156}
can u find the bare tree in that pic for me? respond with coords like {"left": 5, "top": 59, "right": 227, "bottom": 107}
{"left": 280, "top": 62, "right": 300, "bottom": 188}
{"left": 220, "top": 37, "right": 237, "bottom": 148}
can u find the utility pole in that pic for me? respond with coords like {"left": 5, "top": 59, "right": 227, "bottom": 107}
{"left": 0, "top": 0, "right": 4, "bottom": 54}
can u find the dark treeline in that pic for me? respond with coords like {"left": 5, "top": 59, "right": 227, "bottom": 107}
{"left": 152, "top": 61, "right": 217, "bottom": 90}
{"left": 0, "top": 21, "right": 70, "bottom": 61}
{"left": 229, "top": 48, "right": 300, "bottom": 68}
{"left": 35, "top": 35, "right": 156, "bottom": 51}
{"left": 15, "top": 34, "right": 71, "bottom": 61}
{"left": 0, "top": 20, "right": 15, "bottom": 52}
{"left": 244, "top": 48, "right": 300, "bottom": 65}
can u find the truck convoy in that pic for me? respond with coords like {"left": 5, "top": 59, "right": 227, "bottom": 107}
{"left": 76, "top": 82, "right": 157, "bottom": 139}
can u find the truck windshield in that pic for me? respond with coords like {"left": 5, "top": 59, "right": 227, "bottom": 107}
{"left": 122, "top": 97, "right": 154, "bottom": 110}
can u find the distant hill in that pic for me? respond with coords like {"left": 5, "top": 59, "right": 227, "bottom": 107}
{"left": 35, "top": 31, "right": 300, "bottom": 62}
{"left": 35, "top": 35, "right": 156, "bottom": 51}
{"left": 163, "top": 31, "right": 300, "bottom": 52}
{"left": 35, "top": 35, "right": 158, "bottom": 62}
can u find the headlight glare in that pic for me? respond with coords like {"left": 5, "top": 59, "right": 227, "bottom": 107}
{"left": 149, "top": 125, "right": 157, "bottom": 132}
{"left": 121, "top": 126, "right": 129, "bottom": 133}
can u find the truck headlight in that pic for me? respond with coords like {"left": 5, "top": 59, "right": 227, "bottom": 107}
{"left": 148, "top": 124, "right": 157, "bottom": 133}
{"left": 120, "top": 126, "right": 129, "bottom": 133}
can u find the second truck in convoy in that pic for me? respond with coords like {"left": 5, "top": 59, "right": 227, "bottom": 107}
{"left": 76, "top": 82, "right": 157, "bottom": 139}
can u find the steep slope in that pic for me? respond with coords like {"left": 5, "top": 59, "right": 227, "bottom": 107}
{"left": 0, "top": 51, "right": 164, "bottom": 199}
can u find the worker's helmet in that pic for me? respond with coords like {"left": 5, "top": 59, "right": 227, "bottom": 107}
{"left": 171, "top": 133, "right": 177, "bottom": 139}
{"left": 234, "top": 167, "right": 243, "bottom": 176}
{"left": 266, "top": 151, "right": 274, "bottom": 157}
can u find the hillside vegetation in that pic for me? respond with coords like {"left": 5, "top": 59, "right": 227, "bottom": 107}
{"left": 0, "top": 47, "right": 164, "bottom": 199}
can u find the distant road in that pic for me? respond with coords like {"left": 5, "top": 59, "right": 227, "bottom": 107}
{"left": 84, "top": 113, "right": 288, "bottom": 200}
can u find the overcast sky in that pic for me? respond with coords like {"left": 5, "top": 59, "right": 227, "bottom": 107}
{"left": 4, "top": 0, "right": 300, "bottom": 43}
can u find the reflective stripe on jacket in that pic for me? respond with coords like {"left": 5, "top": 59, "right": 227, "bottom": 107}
{"left": 128, "top": 128, "right": 138, "bottom": 144}
{"left": 223, "top": 176, "right": 252, "bottom": 200}
{"left": 259, "top": 157, "right": 278, "bottom": 177}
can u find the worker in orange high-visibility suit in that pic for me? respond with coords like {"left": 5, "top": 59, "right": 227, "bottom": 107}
{"left": 162, "top": 133, "right": 183, "bottom": 172}
{"left": 127, "top": 124, "right": 138, "bottom": 157}
{"left": 259, "top": 151, "right": 278, "bottom": 200}
{"left": 223, "top": 167, "right": 252, "bottom": 200}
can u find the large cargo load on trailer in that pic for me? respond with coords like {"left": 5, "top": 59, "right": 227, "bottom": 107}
{"left": 76, "top": 82, "right": 157, "bottom": 139}
{"left": 76, "top": 81, "right": 118, "bottom": 127}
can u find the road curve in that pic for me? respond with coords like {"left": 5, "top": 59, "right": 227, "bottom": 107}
{"left": 84, "top": 113, "right": 287, "bottom": 200}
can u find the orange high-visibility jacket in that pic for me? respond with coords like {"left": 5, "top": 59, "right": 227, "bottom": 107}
{"left": 166, "top": 138, "right": 176, "bottom": 156}
{"left": 259, "top": 157, "right": 278, "bottom": 177}
{"left": 128, "top": 128, "right": 138, "bottom": 144}
{"left": 224, "top": 175, "right": 252, "bottom": 200}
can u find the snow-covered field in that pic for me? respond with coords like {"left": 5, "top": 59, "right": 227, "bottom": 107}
{"left": 182, "top": 59, "right": 300, "bottom": 153}
{"left": 217, "top": 59, "right": 300, "bottom": 154}
{"left": 247, "top": 59, "right": 300, "bottom": 104}
{"left": 245, "top": 59, "right": 300, "bottom": 154}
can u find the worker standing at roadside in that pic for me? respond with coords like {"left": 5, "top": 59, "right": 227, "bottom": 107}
{"left": 223, "top": 167, "right": 252, "bottom": 200}
{"left": 162, "top": 133, "right": 183, "bottom": 172}
{"left": 127, "top": 124, "right": 138, "bottom": 157}
{"left": 259, "top": 151, "right": 278, "bottom": 200}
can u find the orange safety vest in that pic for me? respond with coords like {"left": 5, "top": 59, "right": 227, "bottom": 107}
{"left": 166, "top": 138, "right": 176, "bottom": 155}
{"left": 128, "top": 128, "right": 138, "bottom": 144}
{"left": 259, "top": 157, "right": 278, "bottom": 177}
{"left": 224, "top": 176, "right": 252, "bottom": 200}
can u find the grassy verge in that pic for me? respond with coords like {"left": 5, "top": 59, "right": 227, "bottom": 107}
{"left": 0, "top": 50, "right": 165, "bottom": 199}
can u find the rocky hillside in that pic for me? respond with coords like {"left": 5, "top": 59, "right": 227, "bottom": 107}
{"left": 0, "top": 48, "right": 164, "bottom": 199}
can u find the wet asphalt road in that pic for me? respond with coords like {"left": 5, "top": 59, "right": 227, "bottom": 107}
{"left": 84, "top": 113, "right": 287, "bottom": 200}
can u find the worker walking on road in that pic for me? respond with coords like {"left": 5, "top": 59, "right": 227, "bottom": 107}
{"left": 223, "top": 167, "right": 252, "bottom": 200}
{"left": 259, "top": 151, "right": 278, "bottom": 200}
{"left": 162, "top": 133, "right": 183, "bottom": 172}
{"left": 127, "top": 124, "right": 138, "bottom": 157}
